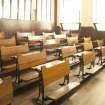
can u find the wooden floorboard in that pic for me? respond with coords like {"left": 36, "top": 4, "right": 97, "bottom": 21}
{"left": 61, "top": 69, "right": 105, "bottom": 105}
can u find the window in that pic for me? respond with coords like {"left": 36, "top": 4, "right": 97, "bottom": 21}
{"left": 0, "top": 0, "right": 2, "bottom": 18}
{"left": 31, "top": 0, "right": 36, "bottom": 20}
{"left": 0, "top": 0, "right": 54, "bottom": 22}
{"left": 3, "top": 0, "right": 10, "bottom": 18}
{"left": 18, "top": 0, "right": 24, "bottom": 20}
{"left": 37, "top": 0, "right": 53, "bottom": 22}
{"left": 60, "top": 0, "right": 81, "bottom": 23}
{"left": 37, "top": 0, "right": 42, "bottom": 21}
{"left": 25, "top": 0, "right": 31, "bottom": 20}
{"left": 95, "top": 23, "right": 105, "bottom": 31}
{"left": 11, "top": 0, "right": 17, "bottom": 19}
{"left": 42, "top": 0, "right": 47, "bottom": 21}
{"left": 93, "top": 0, "right": 105, "bottom": 23}
{"left": 46, "top": 0, "right": 51, "bottom": 21}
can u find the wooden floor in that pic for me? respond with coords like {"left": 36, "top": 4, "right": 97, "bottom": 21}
{"left": 12, "top": 65, "right": 105, "bottom": 105}
{"left": 62, "top": 69, "right": 105, "bottom": 105}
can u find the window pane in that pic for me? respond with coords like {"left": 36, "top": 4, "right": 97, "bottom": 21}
{"left": 37, "top": 0, "right": 42, "bottom": 21}
{"left": 37, "top": 0, "right": 52, "bottom": 22}
{"left": 0, "top": 0, "right": 2, "bottom": 18}
{"left": 60, "top": 0, "right": 80, "bottom": 23}
{"left": 46, "top": 0, "right": 51, "bottom": 21}
{"left": 11, "top": 0, "right": 17, "bottom": 19}
{"left": 3, "top": 0, "right": 10, "bottom": 18}
{"left": 25, "top": 0, "right": 31, "bottom": 20}
{"left": 42, "top": 0, "right": 46, "bottom": 21}
{"left": 19, "top": 0, "right": 24, "bottom": 20}
{"left": 31, "top": 0, "right": 36, "bottom": 20}
{"left": 93, "top": 0, "right": 105, "bottom": 23}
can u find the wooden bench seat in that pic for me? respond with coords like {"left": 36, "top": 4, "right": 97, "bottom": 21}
{"left": 2, "top": 64, "right": 16, "bottom": 73}
{"left": 37, "top": 60, "right": 80, "bottom": 104}
{"left": 20, "top": 71, "right": 39, "bottom": 81}
{"left": 17, "top": 51, "right": 46, "bottom": 83}
{"left": 33, "top": 60, "right": 64, "bottom": 70}
{"left": 0, "top": 44, "right": 29, "bottom": 75}
{"left": 48, "top": 82, "right": 79, "bottom": 100}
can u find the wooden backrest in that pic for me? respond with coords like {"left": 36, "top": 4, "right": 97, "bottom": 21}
{"left": 55, "top": 34, "right": 66, "bottom": 39}
{"left": 43, "top": 39, "right": 60, "bottom": 49}
{"left": 0, "top": 36, "right": 16, "bottom": 47}
{"left": 17, "top": 32, "right": 31, "bottom": 37}
{"left": 101, "top": 47, "right": 105, "bottom": 57}
{"left": 83, "top": 51, "right": 95, "bottom": 66}
{"left": 84, "top": 37, "right": 91, "bottom": 43}
{"left": 84, "top": 42, "right": 93, "bottom": 51}
{"left": 67, "top": 37, "right": 78, "bottom": 46}
{"left": 18, "top": 51, "right": 46, "bottom": 70}
{"left": 1, "top": 44, "right": 29, "bottom": 61}
{"left": 43, "top": 32, "right": 55, "bottom": 40}
{"left": 97, "top": 40, "right": 104, "bottom": 47}
{"left": 61, "top": 46, "right": 77, "bottom": 58}
{"left": 0, "top": 32, "right": 5, "bottom": 39}
{"left": 41, "top": 61, "right": 70, "bottom": 87}
{"left": 16, "top": 32, "right": 29, "bottom": 44}
{"left": 0, "top": 77, "right": 13, "bottom": 98}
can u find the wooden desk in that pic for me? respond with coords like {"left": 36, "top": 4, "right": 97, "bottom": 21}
{"left": 33, "top": 60, "right": 64, "bottom": 71}
{"left": 0, "top": 77, "right": 13, "bottom": 105}
{"left": 74, "top": 51, "right": 91, "bottom": 78}
{"left": 56, "top": 44, "right": 83, "bottom": 59}
{"left": 28, "top": 35, "right": 43, "bottom": 50}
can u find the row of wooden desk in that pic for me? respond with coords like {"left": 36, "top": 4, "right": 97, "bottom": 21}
{"left": 1, "top": 43, "right": 105, "bottom": 105}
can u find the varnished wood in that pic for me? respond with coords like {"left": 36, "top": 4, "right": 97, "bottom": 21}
{"left": 18, "top": 51, "right": 46, "bottom": 70}
{"left": 0, "top": 77, "right": 13, "bottom": 105}
{"left": 83, "top": 42, "right": 93, "bottom": 51}
{"left": 17, "top": 51, "right": 46, "bottom": 81}
{"left": 43, "top": 39, "right": 60, "bottom": 49}
{"left": 83, "top": 51, "right": 95, "bottom": 65}
{"left": 84, "top": 37, "right": 91, "bottom": 43}
{"left": 67, "top": 37, "right": 78, "bottom": 46}
{"left": 42, "top": 61, "right": 70, "bottom": 87}
{"left": 0, "top": 36, "right": 16, "bottom": 47}
{"left": 101, "top": 46, "right": 105, "bottom": 57}
{"left": 0, "top": 32, "right": 5, "bottom": 39}
{"left": 1, "top": 44, "right": 29, "bottom": 61}
{"left": 48, "top": 82, "right": 80, "bottom": 100}
{"left": 61, "top": 46, "right": 77, "bottom": 58}
{"left": 43, "top": 32, "right": 55, "bottom": 41}
{"left": 96, "top": 40, "right": 104, "bottom": 47}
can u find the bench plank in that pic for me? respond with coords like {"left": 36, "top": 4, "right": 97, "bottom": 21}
{"left": 48, "top": 82, "right": 80, "bottom": 100}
